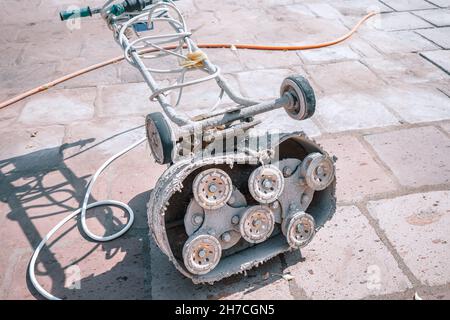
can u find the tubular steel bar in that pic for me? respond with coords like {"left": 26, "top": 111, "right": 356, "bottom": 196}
{"left": 101, "top": 0, "right": 292, "bottom": 131}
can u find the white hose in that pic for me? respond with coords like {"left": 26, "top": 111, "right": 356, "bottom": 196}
{"left": 29, "top": 137, "right": 147, "bottom": 300}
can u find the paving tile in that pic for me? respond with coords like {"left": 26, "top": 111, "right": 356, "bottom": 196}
{"left": 360, "top": 30, "right": 438, "bottom": 54}
{"left": 318, "top": 136, "right": 397, "bottom": 202}
{"left": 62, "top": 117, "right": 146, "bottom": 176}
{"left": 97, "top": 83, "right": 160, "bottom": 117}
{"left": 305, "top": 3, "right": 344, "bottom": 19}
{"left": 367, "top": 191, "right": 450, "bottom": 286}
{"left": 381, "top": 0, "right": 437, "bottom": 11}
{"left": 29, "top": 229, "right": 148, "bottom": 300}
{"left": 58, "top": 58, "right": 122, "bottom": 89}
{"left": 0, "top": 103, "right": 22, "bottom": 129}
{"left": 315, "top": 93, "right": 400, "bottom": 132}
{"left": 427, "top": 0, "right": 450, "bottom": 7}
{"left": 376, "top": 85, "right": 450, "bottom": 123}
{"left": 203, "top": 48, "right": 245, "bottom": 74}
{"left": 416, "top": 27, "right": 450, "bottom": 48}
{"left": 1, "top": 63, "right": 59, "bottom": 95}
{"left": 0, "top": 248, "right": 34, "bottom": 299}
{"left": 414, "top": 8, "right": 450, "bottom": 26}
{"left": 235, "top": 69, "right": 294, "bottom": 100}
{"left": 441, "top": 122, "right": 450, "bottom": 132}
{"left": 421, "top": 50, "right": 450, "bottom": 74}
{"left": 0, "top": 125, "right": 65, "bottom": 171}
{"left": 363, "top": 54, "right": 448, "bottom": 84}
{"left": 237, "top": 50, "right": 303, "bottom": 71}
{"left": 328, "top": 0, "right": 394, "bottom": 16}
{"left": 285, "top": 206, "right": 412, "bottom": 299}
{"left": 306, "top": 61, "right": 385, "bottom": 95}
{"left": 372, "top": 12, "right": 433, "bottom": 31}
{"left": 18, "top": 88, "right": 96, "bottom": 126}
{"left": 299, "top": 45, "right": 361, "bottom": 64}
{"left": 364, "top": 126, "right": 450, "bottom": 187}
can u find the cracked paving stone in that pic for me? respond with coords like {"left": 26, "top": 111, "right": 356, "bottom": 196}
{"left": 367, "top": 191, "right": 450, "bottom": 286}
{"left": 285, "top": 206, "right": 412, "bottom": 300}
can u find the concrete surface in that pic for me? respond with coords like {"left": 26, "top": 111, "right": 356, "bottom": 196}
{"left": 0, "top": 0, "right": 449, "bottom": 300}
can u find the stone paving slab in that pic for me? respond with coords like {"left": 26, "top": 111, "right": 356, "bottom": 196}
{"left": 0, "top": 125, "right": 65, "bottom": 171}
{"left": 329, "top": 0, "right": 394, "bottom": 16}
{"left": 441, "top": 122, "right": 450, "bottom": 132}
{"left": 420, "top": 50, "right": 450, "bottom": 74}
{"left": 306, "top": 60, "right": 385, "bottom": 95}
{"left": 285, "top": 206, "right": 412, "bottom": 300}
{"left": 360, "top": 29, "right": 438, "bottom": 54}
{"left": 18, "top": 88, "right": 96, "bottom": 126}
{"left": 97, "top": 83, "right": 160, "bottom": 117}
{"left": 428, "top": 0, "right": 450, "bottom": 7}
{"left": 367, "top": 191, "right": 450, "bottom": 286}
{"left": 363, "top": 54, "right": 449, "bottom": 84}
{"left": 414, "top": 8, "right": 450, "bottom": 26}
{"left": 315, "top": 93, "right": 400, "bottom": 132}
{"left": 416, "top": 26, "right": 450, "bottom": 48}
{"left": 364, "top": 126, "right": 450, "bottom": 187}
{"left": 235, "top": 69, "right": 294, "bottom": 100}
{"left": 381, "top": 0, "right": 437, "bottom": 11}
{"left": 372, "top": 12, "right": 433, "bottom": 31}
{"left": 375, "top": 85, "right": 450, "bottom": 123}
{"left": 318, "top": 136, "right": 397, "bottom": 203}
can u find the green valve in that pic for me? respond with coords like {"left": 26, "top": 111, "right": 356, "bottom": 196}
{"left": 59, "top": 6, "right": 93, "bottom": 21}
{"left": 110, "top": 4, "right": 126, "bottom": 16}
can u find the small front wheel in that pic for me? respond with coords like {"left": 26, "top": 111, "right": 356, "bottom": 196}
{"left": 145, "top": 112, "right": 174, "bottom": 164}
{"left": 280, "top": 75, "right": 316, "bottom": 121}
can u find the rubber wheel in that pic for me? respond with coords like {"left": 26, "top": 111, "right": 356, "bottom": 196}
{"left": 280, "top": 75, "right": 316, "bottom": 121}
{"left": 145, "top": 112, "right": 174, "bottom": 164}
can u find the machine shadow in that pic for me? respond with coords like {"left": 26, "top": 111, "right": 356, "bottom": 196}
{"left": 1, "top": 136, "right": 299, "bottom": 300}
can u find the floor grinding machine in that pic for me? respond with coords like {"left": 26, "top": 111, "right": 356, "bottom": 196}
{"left": 58, "top": 0, "right": 337, "bottom": 284}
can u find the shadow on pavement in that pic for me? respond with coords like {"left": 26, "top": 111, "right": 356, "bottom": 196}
{"left": 1, "top": 132, "right": 298, "bottom": 300}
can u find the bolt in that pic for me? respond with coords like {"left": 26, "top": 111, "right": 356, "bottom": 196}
{"left": 231, "top": 215, "right": 240, "bottom": 225}
{"left": 208, "top": 183, "right": 218, "bottom": 193}
{"left": 228, "top": 196, "right": 236, "bottom": 205}
{"left": 316, "top": 165, "right": 325, "bottom": 176}
{"left": 221, "top": 232, "right": 231, "bottom": 243}
{"left": 253, "top": 219, "right": 262, "bottom": 227}
{"left": 192, "top": 214, "right": 203, "bottom": 226}
{"left": 271, "top": 201, "right": 279, "bottom": 209}
{"left": 262, "top": 179, "right": 273, "bottom": 189}
{"left": 198, "top": 249, "right": 206, "bottom": 258}
{"left": 283, "top": 166, "right": 292, "bottom": 177}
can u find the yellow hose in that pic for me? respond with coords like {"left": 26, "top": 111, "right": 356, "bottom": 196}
{"left": 0, "top": 12, "right": 376, "bottom": 110}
